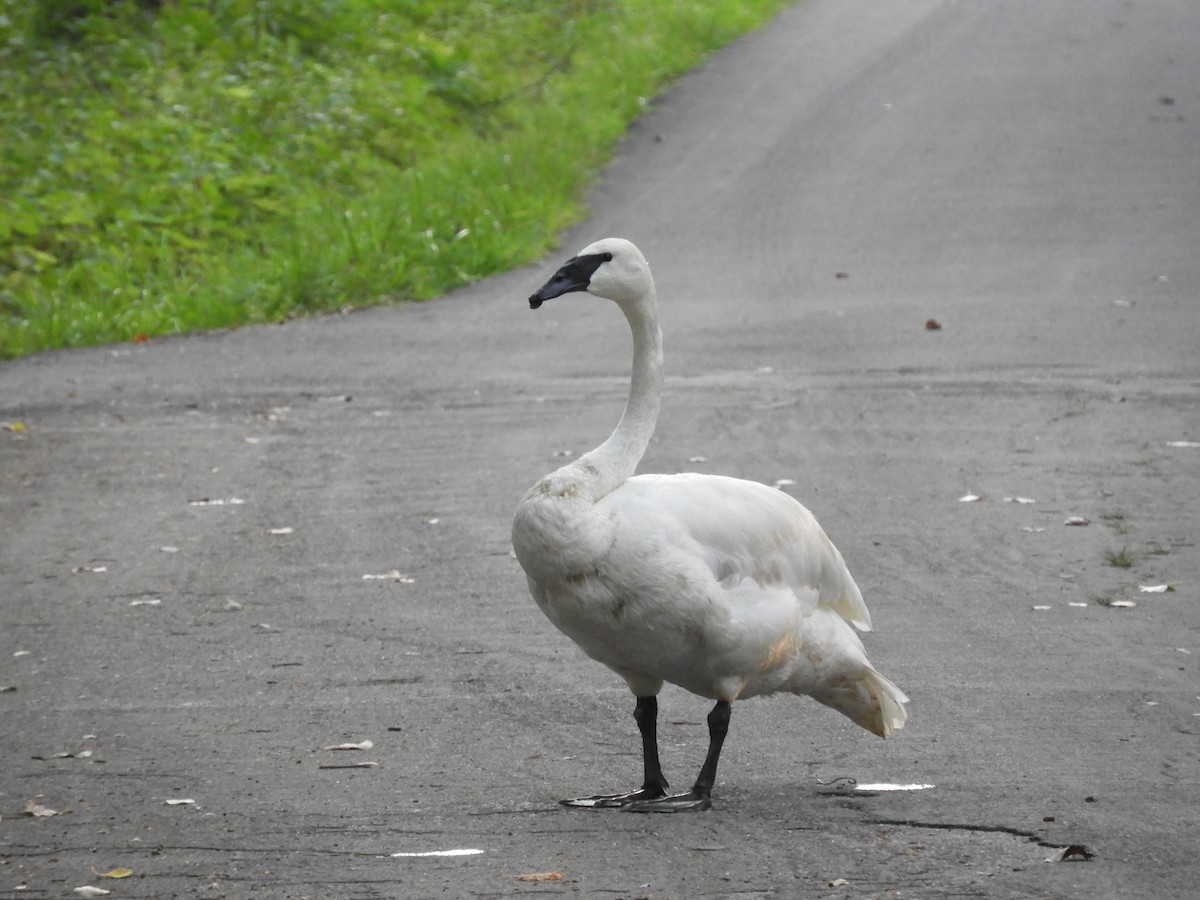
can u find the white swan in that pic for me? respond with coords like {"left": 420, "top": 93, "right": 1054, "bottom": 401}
{"left": 512, "top": 238, "right": 908, "bottom": 812}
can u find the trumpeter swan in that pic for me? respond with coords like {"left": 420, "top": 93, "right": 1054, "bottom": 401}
{"left": 512, "top": 238, "right": 908, "bottom": 812}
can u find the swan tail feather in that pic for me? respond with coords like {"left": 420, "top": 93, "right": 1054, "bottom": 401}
{"left": 813, "top": 667, "right": 909, "bottom": 738}
{"left": 827, "top": 592, "right": 872, "bottom": 632}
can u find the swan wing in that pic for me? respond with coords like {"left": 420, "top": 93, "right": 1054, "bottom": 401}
{"left": 599, "top": 472, "right": 872, "bottom": 631}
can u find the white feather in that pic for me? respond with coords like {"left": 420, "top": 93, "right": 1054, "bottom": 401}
{"left": 513, "top": 238, "right": 907, "bottom": 741}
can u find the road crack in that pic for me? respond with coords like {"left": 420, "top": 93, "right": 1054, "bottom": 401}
{"left": 872, "top": 818, "right": 1059, "bottom": 847}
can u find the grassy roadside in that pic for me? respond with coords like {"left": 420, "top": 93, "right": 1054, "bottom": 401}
{"left": 0, "top": 0, "right": 790, "bottom": 359}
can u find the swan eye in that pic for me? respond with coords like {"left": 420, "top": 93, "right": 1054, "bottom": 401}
{"left": 602, "top": 252, "right": 613, "bottom": 261}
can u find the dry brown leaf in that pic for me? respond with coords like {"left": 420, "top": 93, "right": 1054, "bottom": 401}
{"left": 1044, "top": 844, "right": 1094, "bottom": 862}
{"left": 516, "top": 872, "right": 564, "bottom": 882}
{"left": 24, "top": 799, "right": 59, "bottom": 817}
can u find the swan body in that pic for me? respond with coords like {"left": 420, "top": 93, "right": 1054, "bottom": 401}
{"left": 512, "top": 238, "right": 907, "bottom": 811}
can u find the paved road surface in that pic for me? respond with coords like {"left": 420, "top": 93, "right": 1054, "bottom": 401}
{"left": 3, "top": 1, "right": 1198, "bottom": 897}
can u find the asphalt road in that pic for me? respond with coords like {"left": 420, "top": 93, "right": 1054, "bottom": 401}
{"left": 3, "top": 1, "right": 1199, "bottom": 898}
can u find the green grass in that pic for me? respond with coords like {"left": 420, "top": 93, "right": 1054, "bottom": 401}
{"left": 1104, "top": 547, "right": 1137, "bottom": 569}
{"left": 0, "top": 0, "right": 790, "bottom": 359}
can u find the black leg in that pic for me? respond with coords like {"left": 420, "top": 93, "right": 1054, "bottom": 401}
{"left": 693, "top": 700, "right": 731, "bottom": 798}
{"left": 625, "top": 700, "right": 731, "bottom": 813}
{"left": 634, "top": 695, "right": 670, "bottom": 797}
{"left": 560, "top": 695, "right": 670, "bottom": 808}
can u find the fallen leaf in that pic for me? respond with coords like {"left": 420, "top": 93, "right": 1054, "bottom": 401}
{"left": 164, "top": 798, "right": 195, "bottom": 806}
{"left": 1064, "top": 516, "right": 1090, "bottom": 526}
{"left": 828, "top": 877, "right": 850, "bottom": 887}
{"left": 391, "top": 848, "right": 484, "bottom": 858}
{"left": 516, "top": 872, "right": 564, "bottom": 882}
{"left": 362, "top": 571, "right": 415, "bottom": 583}
{"left": 1044, "top": 844, "right": 1094, "bottom": 862}
{"left": 94, "top": 867, "right": 133, "bottom": 879}
{"left": 1069, "top": 602, "right": 1088, "bottom": 608}
{"left": 1138, "top": 584, "right": 1174, "bottom": 593}
{"left": 1032, "top": 605, "right": 1052, "bottom": 611}
{"left": 73, "top": 887, "right": 111, "bottom": 897}
{"left": 14, "top": 650, "right": 31, "bottom": 657}
{"left": 2, "top": 420, "right": 27, "bottom": 433}
{"left": 324, "top": 740, "right": 374, "bottom": 751}
{"left": 24, "top": 800, "right": 59, "bottom": 817}
{"left": 268, "top": 527, "right": 294, "bottom": 535}
{"left": 129, "top": 599, "right": 161, "bottom": 606}
{"left": 1106, "top": 599, "right": 1137, "bottom": 609}
{"left": 924, "top": 318, "right": 942, "bottom": 330}
{"left": 1166, "top": 441, "right": 1200, "bottom": 448}
{"left": 959, "top": 493, "right": 982, "bottom": 503}
{"left": 1003, "top": 496, "right": 1036, "bottom": 504}
{"left": 73, "top": 565, "right": 108, "bottom": 574}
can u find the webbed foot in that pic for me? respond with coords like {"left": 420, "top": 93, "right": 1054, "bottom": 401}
{"left": 623, "top": 787, "right": 711, "bottom": 813}
{"left": 560, "top": 785, "right": 667, "bottom": 809}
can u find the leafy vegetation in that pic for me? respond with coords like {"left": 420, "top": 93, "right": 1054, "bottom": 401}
{"left": 0, "top": 0, "right": 789, "bottom": 358}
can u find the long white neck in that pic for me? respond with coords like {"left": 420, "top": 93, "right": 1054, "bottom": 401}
{"left": 573, "top": 296, "right": 663, "bottom": 501}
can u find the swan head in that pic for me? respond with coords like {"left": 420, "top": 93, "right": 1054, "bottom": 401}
{"left": 528, "top": 238, "right": 654, "bottom": 311}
